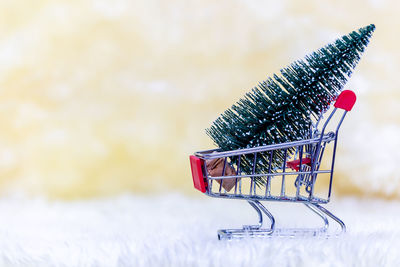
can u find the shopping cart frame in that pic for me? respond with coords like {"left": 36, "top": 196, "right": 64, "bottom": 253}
{"left": 190, "top": 90, "right": 357, "bottom": 239}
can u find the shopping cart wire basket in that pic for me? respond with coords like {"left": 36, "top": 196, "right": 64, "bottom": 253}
{"left": 189, "top": 90, "right": 356, "bottom": 239}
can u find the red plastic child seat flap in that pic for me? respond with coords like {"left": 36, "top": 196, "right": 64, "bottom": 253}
{"left": 334, "top": 90, "right": 356, "bottom": 111}
{"left": 190, "top": 155, "right": 207, "bottom": 193}
{"left": 287, "top": 158, "right": 311, "bottom": 171}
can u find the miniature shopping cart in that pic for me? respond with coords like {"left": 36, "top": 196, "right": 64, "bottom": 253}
{"left": 190, "top": 90, "right": 356, "bottom": 239}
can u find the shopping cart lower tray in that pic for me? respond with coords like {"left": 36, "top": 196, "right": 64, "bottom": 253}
{"left": 190, "top": 90, "right": 357, "bottom": 239}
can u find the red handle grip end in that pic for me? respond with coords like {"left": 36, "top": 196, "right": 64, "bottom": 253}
{"left": 190, "top": 155, "right": 207, "bottom": 193}
{"left": 334, "top": 90, "right": 357, "bottom": 111}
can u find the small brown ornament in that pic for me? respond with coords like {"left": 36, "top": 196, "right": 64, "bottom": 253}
{"left": 206, "top": 158, "right": 238, "bottom": 192}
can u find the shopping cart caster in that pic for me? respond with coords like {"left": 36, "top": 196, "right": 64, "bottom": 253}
{"left": 217, "top": 200, "right": 276, "bottom": 239}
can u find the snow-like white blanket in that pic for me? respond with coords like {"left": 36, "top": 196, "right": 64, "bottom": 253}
{"left": 0, "top": 194, "right": 399, "bottom": 266}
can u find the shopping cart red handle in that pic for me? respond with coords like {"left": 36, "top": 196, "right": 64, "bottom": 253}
{"left": 190, "top": 155, "right": 207, "bottom": 193}
{"left": 334, "top": 90, "right": 356, "bottom": 111}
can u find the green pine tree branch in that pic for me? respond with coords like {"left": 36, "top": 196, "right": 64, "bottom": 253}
{"left": 206, "top": 24, "right": 375, "bottom": 186}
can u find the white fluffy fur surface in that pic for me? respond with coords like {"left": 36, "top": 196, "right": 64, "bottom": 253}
{"left": 0, "top": 194, "right": 399, "bottom": 267}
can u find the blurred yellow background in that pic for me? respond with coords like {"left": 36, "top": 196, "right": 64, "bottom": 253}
{"left": 0, "top": 0, "right": 399, "bottom": 199}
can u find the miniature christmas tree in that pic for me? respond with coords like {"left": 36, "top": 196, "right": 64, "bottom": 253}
{"left": 206, "top": 24, "right": 375, "bottom": 184}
